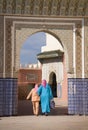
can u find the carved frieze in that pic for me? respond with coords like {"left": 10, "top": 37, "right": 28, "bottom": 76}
{"left": 0, "top": 0, "right": 88, "bottom": 16}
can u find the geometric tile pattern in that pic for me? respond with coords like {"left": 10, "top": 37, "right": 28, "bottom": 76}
{"left": 0, "top": 78, "right": 18, "bottom": 116}
{"left": 68, "top": 78, "right": 88, "bottom": 115}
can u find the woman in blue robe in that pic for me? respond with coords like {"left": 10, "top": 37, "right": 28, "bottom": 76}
{"left": 37, "top": 79, "right": 53, "bottom": 116}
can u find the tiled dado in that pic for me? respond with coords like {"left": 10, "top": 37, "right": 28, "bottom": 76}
{"left": 4, "top": 16, "right": 84, "bottom": 78}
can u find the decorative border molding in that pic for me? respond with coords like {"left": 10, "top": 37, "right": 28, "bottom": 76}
{"left": 82, "top": 19, "right": 85, "bottom": 78}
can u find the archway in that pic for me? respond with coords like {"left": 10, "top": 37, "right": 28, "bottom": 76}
{"left": 49, "top": 72, "right": 57, "bottom": 97}
{"left": 3, "top": 16, "right": 78, "bottom": 116}
{"left": 18, "top": 30, "right": 68, "bottom": 115}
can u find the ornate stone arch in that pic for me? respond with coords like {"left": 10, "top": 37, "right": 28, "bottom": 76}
{"left": 15, "top": 28, "right": 65, "bottom": 73}
{"left": 3, "top": 16, "right": 83, "bottom": 79}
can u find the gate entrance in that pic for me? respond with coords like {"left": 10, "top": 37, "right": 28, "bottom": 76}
{"left": 2, "top": 16, "right": 82, "bottom": 115}
{"left": 0, "top": 0, "right": 87, "bottom": 116}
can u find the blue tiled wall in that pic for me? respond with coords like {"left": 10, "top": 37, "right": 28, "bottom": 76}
{"left": 0, "top": 78, "right": 18, "bottom": 116}
{"left": 68, "top": 78, "right": 88, "bottom": 115}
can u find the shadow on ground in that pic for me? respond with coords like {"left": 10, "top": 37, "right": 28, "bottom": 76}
{"left": 18, "top": 100, "right": 68, "bottom": 116}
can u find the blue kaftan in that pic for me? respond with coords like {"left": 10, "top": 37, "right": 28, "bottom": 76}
{"left": 37, "top": 84, "right": 53, "bottom": 113}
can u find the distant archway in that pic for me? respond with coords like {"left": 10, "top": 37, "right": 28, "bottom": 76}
{"left": 49, "top": 72, "right": 57, "bottom": 97}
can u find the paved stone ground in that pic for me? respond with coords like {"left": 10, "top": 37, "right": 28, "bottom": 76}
{"left": 18, "top": 100, "right": 68, "bottom": 116}
{"left": 0, "top": 100, "right": 88, "bottom": 130}
{"left": 0, "top": 115, "right": 88, "bottom": 130}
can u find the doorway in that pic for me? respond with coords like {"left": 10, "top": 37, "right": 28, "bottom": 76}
{"left": 49, "top": 72, "right": 57, "bottom": 97}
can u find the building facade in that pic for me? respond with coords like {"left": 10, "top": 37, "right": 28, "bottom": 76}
{"left": 18, "top": 65, "right": 42, "bottom": 100}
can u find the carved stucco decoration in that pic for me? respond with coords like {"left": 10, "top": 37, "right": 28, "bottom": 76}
{"left": 84, "top": 18, "right": 88, "bottom": 78}
{"left": 0, "top": 0, "right": 88, "bottom": 16}
{"left": 5, "top": 19, "right": 13, "bottom": 77}
{"left": 75, "top": 23, "right": 82, "bottom": 78}
{"left": 0, "top": 16, "right": 4, "bottom": 77}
